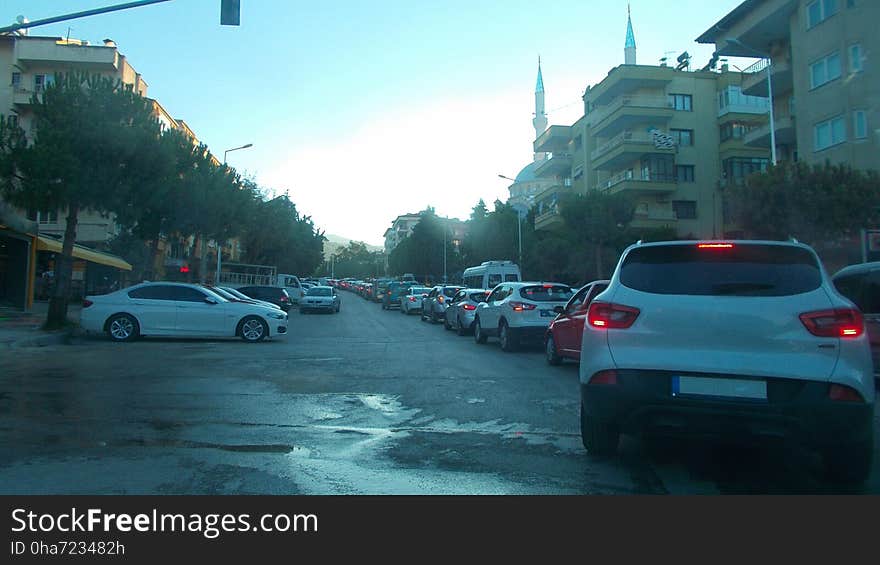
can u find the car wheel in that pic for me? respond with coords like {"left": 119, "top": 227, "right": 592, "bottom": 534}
{"left": 499, "top": 321, "right": 517, "bottom": 352}
{"left": 545, "top": 334, "right": 563, "bottom": 365}
{"left": 474, "top": 318, "right": 487, "bottom": 344}
{"left": 823, "top": 437, "right": 873, "bottom": 484}
{"left": 580, "top": 405, "right": 619, "bottom": 456}
{"left": 456, "top": 315, "right": 468, "bottom": 337}
{"left": 107, "top": 313, "right": 139, "bottom": 342}
{"left": 239, "top": 316, "right": 268, "bottom": 343}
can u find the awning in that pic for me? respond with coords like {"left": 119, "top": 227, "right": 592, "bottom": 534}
{"left": 36, "top": 236, "right": 132, "bottom": 271}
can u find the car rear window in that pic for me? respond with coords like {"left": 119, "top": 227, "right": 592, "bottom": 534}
{"left": 469, "top": 292, "right": 489, "bottom": 302}
{"left": 504, "top": 274, "right": 519, "bottom": 282}
{"left": 443, "top": 287, "right": 463, "bottom": 297}
{"left": 519, "top": 285, "right": 573, "bottom": 302}
{"left": 620, "top": 244, "right": 822, "bottom": 296}
{"left": 411, "top": 288, "right": 430, "bottom": 294}
{"left": 307, "top": 288, "right": 332, "bottom": 296}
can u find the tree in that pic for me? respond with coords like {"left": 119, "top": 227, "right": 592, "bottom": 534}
{"left": 725, "top": 161, "right": 880, "bottom": 244}
{"left": 559, "top": 190, "right": 635, "bottom": 280}
{"left": 238, "top": 193, "right": 325, "bottom": 275}
{"left": 1, "top": 72, "right": 160, "bottom": 328}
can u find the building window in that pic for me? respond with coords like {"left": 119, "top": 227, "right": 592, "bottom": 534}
{"left": 723, "top": 157, "right": 769, "bottom": 185}
{"left": 807, "top": 0, "right": 839, "bottom": 29}
{"left": 720, "top": 122, "right": 758, "bottom": 141}
{"left": 27, "top": 209, "right": 59, "bottom": 224}
{"left": 814, "top": 115, "right": 846, "bottom": 151}
{"left": 573, "top": 135, "right": 583, "bottom": 151}
{"left": 849, "top": 44, "right": 863, "bottom": 73}
{"left": 34, "top": 74, "right": 45, "bottom": 92}
{"left": 11, "top": 72, "right": 20, "bottom": 88}
{"left": 853, "top": 110, "right": 868, "bottom": 139}
{"left": 675, "top": 165, "right": 695, "bottom": 183}
{"left": 669, "top": 94, "right": 693, "bottom": 111}
{"left": 673, "top": 200, "right": 697, "bottom": 220}
{"left": 809, "top": 52, "right": 841, "bottom": 89}
{"left": 671, "top": 129, "right": 694, "bottom": 146}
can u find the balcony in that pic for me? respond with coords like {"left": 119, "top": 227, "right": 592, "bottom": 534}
{"left": 743, "top": 115, "right": 796, "bottom": 147}
{"left": 741, "top": 58, "right": 793, "bottom": 97}
{"left": 534, "top": 125, "right": 571, "bottom": 154}
{"left": 591, "top": 130, "right": 677, "bottom": 170}
{"left": 631, "top": 213, "right": 678, "bottom": 229}
{"left": 601, "top": 171, "right": 677, "bottom": 195}
{"left": 717, "top": 86, "right": 770, "bottom": 119}
{"left": 15, "top": 40, "right": 119, "bottom": 70}
{"left": 534, "top": 152, "right": 573, "bottom": 178}
{"left": 588, "top": 65, "right": 674, "bottom": 107}
{"left": 589, "top": 95, "right": 674, "bottom": 137}
{"left": 12, "top": 87, "right": 37, "bottom": 105}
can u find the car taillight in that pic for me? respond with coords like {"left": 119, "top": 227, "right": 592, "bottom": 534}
{"left": 588, "top": 370, "right": 618, "bottom": 385}
{"left": 509, "top": 301, "right": 536, "bottom": 312}
{"left": 587, "top": 302, "right": 640, "bottom": 329}
{"left": 697, "top": 242, "right": 734, "bottom": 249}
{"left": 409, "top": 296, "right": 416, "bottom": 302}
{"left": 462, "top": 304, "right": 477, "bottom": 311}
{"left": 280, "top": 296, "right": 289, "bottom": 302}
{"left": 799, "top": 308, "right": 863, "bottom": 338}
{"left": 82, "top": 299, "right": 93, "bottom": 308}
{"left": 438, "top": 296, "right": 445, "bottom": 303}
{"left": 829, "top": 383, "right": 865, "bottom": 402}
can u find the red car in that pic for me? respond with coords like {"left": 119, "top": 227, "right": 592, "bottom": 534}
{"left": 544, "top": 280, "right": 609, "bottom": 365}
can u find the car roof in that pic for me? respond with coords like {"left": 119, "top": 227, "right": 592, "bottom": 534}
{"left": 626, "top": 239, "right": 815, "bottom": 251}
{"left": 508, "top": 281, "right": 572, "bottom": 287}
{"left": 832, "top": 261, "right": 880, "bottom": 279}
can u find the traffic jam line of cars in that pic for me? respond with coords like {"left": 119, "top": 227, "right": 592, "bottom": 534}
{"left": 334, "top": 243, "right": 878, "bottom": 485}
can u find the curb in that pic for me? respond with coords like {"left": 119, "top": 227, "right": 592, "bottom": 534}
{"left": 7, "top": 327, "right": 77, "bottom": 348}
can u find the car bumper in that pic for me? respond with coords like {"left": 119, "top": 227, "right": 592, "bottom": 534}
{"left": 581, "top": 369, "right": 874, "bottom": 447}
{"left": 301, "top": 302, "right": 336, "bottom": 310}
{"left": 508, "top": 324, "right": 550, "bottom": 343}
{"left": 274, "top": 325, "right": 288, "bottom": 336}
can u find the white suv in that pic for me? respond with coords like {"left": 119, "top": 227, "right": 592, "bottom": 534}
{"left": 474, "top": 282, "right": 574, "bottom": 352}
{"left": 579, "top": 240, "right": 875, "bottom": 484}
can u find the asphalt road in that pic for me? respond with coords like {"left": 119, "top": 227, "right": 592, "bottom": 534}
{"left": 1, "top": 292, "right": 878, "bottom": 494}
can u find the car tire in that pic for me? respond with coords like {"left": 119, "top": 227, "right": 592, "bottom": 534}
{"left": 580, "top": 405, "right": 619, "bottom": 456}
{"left": 823, "top": 438, "right": 873, "bottom": 485}
{"left": 456, "top": 315, "right": 468, "bottom": 337}
{"left": 238, "top": 316, "right": 268, "bottom": 343}
{"left": 106, "top": 313, "right": 139, "bottom": 342}
{"left": 545, "top": 334, "right": 563, "bottom": 365}
{"left": 401, "top": 304, "right": 407, "bottom": 314}
{"left": 474, "top": 318, "right": 487, "bottom": 344}
{"left": 499, "top": 321, "right": 517, "bottom": 352}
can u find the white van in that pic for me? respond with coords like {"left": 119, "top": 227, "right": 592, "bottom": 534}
{"left": 461, "top": 261, "right": 521, "bottom": 290}
{"left": 277, "top": 274, "right": 303, "bottom": 304}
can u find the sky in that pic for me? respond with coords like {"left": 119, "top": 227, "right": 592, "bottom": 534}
{"left": 8, "top": 0, "right": 751, "bottom": 246}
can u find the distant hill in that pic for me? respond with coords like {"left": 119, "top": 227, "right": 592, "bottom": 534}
{"left": 323, "top": 234, "right": 383, "bottom": 256}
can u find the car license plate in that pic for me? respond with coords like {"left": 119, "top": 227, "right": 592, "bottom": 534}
{"left": 672, "top": 376, "right": 767, "bottom": 400}
{"left": 540, "top": 309, "right": 554, "bottom": 317}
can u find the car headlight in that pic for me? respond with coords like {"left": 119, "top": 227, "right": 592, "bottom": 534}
{"left": 268, "top": 312, "right": 286, "bottom": 320}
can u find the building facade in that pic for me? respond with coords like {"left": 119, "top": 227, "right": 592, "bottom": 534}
{"left": 698, "top": 0, "right": 879, "bottom": 171}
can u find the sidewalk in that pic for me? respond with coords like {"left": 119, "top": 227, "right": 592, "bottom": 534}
{"left": 0, "top": 302, "right": 82, "bottom": 348}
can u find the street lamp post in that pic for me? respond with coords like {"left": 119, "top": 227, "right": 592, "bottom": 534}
{"left": 216, "top": 143, "right": 253, "bottom": 284}
{"left": 727, "top": 38, "right": 777, "bottom": 165}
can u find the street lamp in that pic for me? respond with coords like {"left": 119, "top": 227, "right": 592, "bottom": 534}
{"left": 223, "top": 142, "right": 253, "bottom": 164}
{"left": 216, "top": 142, "right": 253, "bottom": 284}
{"left": 727, "top": 38, "right": 777, "bottom": 165}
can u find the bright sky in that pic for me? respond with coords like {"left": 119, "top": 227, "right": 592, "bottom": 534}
{"left": 9, "top": 0, "right": 750, "bottom": 246}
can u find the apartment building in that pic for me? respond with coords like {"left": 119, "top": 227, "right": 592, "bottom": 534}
{"left": 698, "top": 0, "right": 879, "bottom": 170}
{"left": 530, "top": 8, "right": 772, "bottom": 239}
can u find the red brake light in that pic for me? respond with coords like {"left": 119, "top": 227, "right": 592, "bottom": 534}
{"left": 82, "top": 299, "right": 93, "bottom": 308}
{"left": 799, "top": 308, "right": 864, "bottom": 338}
{"left": 509, "top": 301, "right": 536, "bottom": 312}
{"left": 829, "top": 384, "right": 865, "bottom": 402}
{"left": 587, "top": 302, "right": 640, "bottom": 329}
{"left": 438, "top": 296, "right": 445, "bottom": 303}
{"left": 588, "top": 370, "right": 618, "bottom": 385}
{"left": 409, "top": 296, "right": 416, "bottom": 302}
{"left": 697, "top": 242, "right": 734, "bottom": 249}
{"left": 462, "top": 304, "right": 477, "bottom": 311}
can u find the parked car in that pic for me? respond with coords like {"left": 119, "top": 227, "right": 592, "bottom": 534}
{"left": 374, "top": 279, "right": 393, "bottom": 303}
{"left": 235, "top": 285, "right": 293, "bottom": 312}
{"left": 80, "top": 282, "right": 288, "bottom": 343}
{"left": 300, "top": 285, "right": 341, "bottom": 314}
{"left": 444, "top": 288, "right": 490, "bottom": 335}
{"left": 421, "top": 285, "right": 465, "bottom": 323}
{"left": 579, "top": 240, "right": 874, "bottom": 484}
{"left": 545, "top": 280, "right": 610, "bottom": 365}
{"left": 205, "top": 285, "right": 281, "bottom": 310}
{"left": 217, "top": 286, "right": 282, "bottom": 310}
{"left": 832, "top": 261, "right": 880, "bottom": 381}
{"left": 382, "top": 281, "right": 417, "bottom": 310}
{"left": 474, "top": 282, "right": 574, "bottom": 352}
{"left": 400, "top": 287, "right": 431, "bottom": 315}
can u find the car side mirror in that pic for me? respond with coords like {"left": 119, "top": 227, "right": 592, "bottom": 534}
{"left": 553, "top": 305, "right": 565, "bottom": 315}
{"left": 204, "top": 297, "right": 218, "bottom": 305}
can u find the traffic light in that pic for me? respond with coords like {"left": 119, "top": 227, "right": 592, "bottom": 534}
{"left": 220, "top": 0, "right": 240, "bottom": 26}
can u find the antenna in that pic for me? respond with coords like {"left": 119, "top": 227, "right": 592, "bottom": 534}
{"left": 675, "top": 51, "right": 691, "bottom": 71}
{"left": 660, "top": 50, "right": 676, "bottom": 67}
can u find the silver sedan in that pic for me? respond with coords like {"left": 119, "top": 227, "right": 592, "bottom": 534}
{"left": 444, "top": 288, "right": 490, "bottom": 335}
{"left": 300, "top": 286, "right": 341, "bottom": 314}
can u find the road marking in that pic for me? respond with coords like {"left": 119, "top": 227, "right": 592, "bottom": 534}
{"left": 289, "top": 357, "right": 344, "bottom": 362}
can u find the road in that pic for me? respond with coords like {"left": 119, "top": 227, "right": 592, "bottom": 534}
{"left": 1, "top": 292, "right": 878, "bottom": 494}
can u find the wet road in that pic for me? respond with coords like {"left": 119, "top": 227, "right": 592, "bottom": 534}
{"left": 1, "top": 293, "right": 879, "bottom": 494}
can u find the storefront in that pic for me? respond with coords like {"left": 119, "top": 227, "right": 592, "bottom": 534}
{"left": 34, "top": 236, "right": 133, "bottom": 301}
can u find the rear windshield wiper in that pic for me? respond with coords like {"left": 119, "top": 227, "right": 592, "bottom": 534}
{"left": 710, "top": 282, "right": 776, "bottom": 295}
